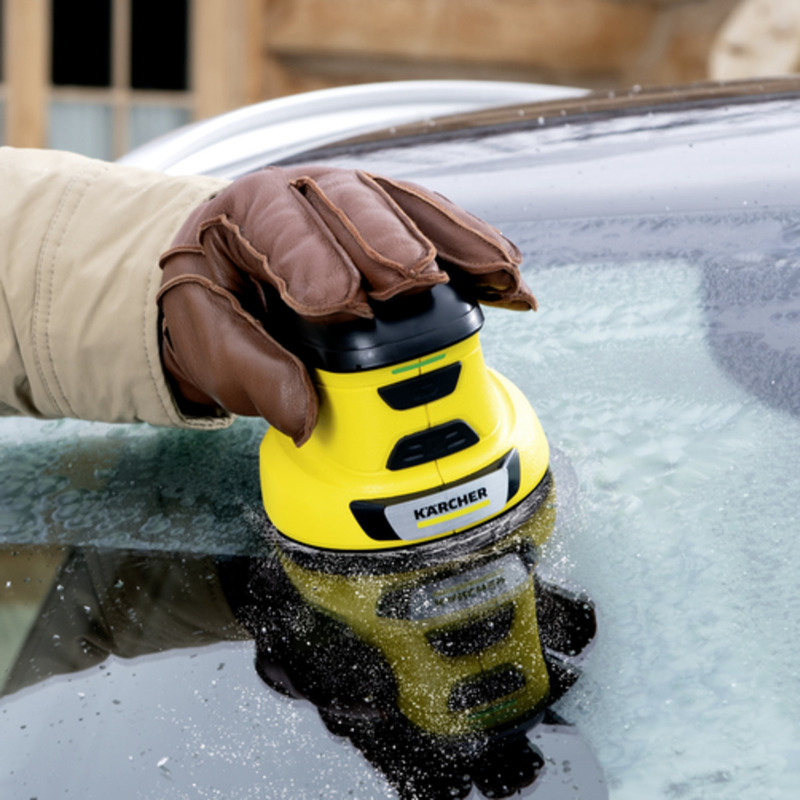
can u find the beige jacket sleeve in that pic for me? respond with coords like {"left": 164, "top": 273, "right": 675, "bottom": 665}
{"left": 0, "top": 146, "right": 232, "bottom": 429}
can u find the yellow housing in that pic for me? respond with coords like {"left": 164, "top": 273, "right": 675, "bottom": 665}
{"left": 260, "top": 331, "right": 549, "bottom": 551}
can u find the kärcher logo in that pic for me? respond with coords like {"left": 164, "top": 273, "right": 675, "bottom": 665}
{"left": 413, "top": 487, "right": 488, "bottom": 521}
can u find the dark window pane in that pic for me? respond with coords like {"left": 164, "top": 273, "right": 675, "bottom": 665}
{"left": 0, "top": 0, "right": 4, "bottom": 82}
{"left": 51, "top": 0, "right": 112, "bottom": 87}
{"left": 131, "top": 0, "right": 188, "bottom": 91}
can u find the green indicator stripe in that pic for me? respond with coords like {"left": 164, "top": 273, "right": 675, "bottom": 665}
{"left": 391, "top": 353, "right": 446, "bottom": 375}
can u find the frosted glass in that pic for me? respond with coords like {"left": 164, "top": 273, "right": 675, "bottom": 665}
{"left": 129, "top": 104, "right": 190, "bottom": 151}
{"left": 49, "top": 101, "right": 113, "bottom": 160}
{"left": 2, "top": 214, "right": 799, "bottom": 797}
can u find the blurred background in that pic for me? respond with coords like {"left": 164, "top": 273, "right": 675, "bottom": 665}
{"left": 1, "top": 0, "right": 798, "bottom": 161}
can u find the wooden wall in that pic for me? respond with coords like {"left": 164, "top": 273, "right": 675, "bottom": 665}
{"left": 1, "top": 0, "right": 776, "bottom": 148}
{"left": 252, "top": 0, "right": 742, "bottom": 100}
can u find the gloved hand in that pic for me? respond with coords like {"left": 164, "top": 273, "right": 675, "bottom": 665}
{"left": 157, "top": 165, "right": 536, "bottom": 445}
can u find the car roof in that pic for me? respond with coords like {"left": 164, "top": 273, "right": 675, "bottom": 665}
{"left": 119, "top": 79, "right": 587, "bottom": 176}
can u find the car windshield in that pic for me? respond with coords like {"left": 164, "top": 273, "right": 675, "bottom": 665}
{"left": 3, "top": 90, "right": 799, "bottom": 799}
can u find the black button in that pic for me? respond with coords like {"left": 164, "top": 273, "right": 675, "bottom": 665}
{"left": 387, "top": 420, "right": 479, "bottom": 471}
{"left": 378, "top": 363, "right": 462, "bottom": 410}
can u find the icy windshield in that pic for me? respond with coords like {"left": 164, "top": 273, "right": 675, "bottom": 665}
{"left": 4, "top": 218, "right": 799, "bottom": 797}
{"left": 3, "top": 98, "right": 800, "bottom": 798}
{"left": 498, "top": 233, "right": 800, "bottom": 799}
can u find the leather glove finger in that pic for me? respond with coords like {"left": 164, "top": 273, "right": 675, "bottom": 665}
{"left": 188, "top": 167, "right": 450, "bottom": 315}
{"left": 163, "top": 171, "right": 371, "bottom": 319}
{"left": 157, "top": 256, "right": 317, "bottom": 445}
{"left": 280, "top": 166, "right": 449, "bottom": 301}
{"left": 367, "top": 174, "right": 537, "bottom": 311}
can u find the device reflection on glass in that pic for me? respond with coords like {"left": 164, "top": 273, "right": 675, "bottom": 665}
{"left": 240, "top": 477, "right": 597, "bottom": 799}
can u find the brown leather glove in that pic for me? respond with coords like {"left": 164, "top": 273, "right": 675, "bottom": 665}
{"left": 157, "top": 165, "right": 535, "bottom": 446}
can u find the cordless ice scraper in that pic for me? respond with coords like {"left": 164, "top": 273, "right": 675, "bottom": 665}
{"left": 259, "top": 280, "right": 551, "bottom": 557}
{"left": 253, "top": 280, "right": 591, "bottom": 743}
